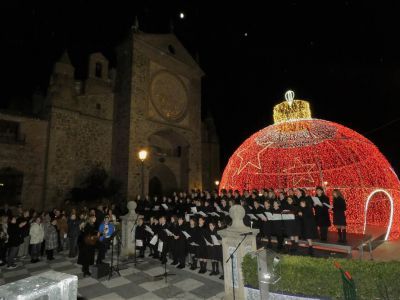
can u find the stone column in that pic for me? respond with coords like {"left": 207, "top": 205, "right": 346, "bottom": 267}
{"left": 120, "top": 201, "right": 138, "bottom": 259}
{"left": 219, "top": 205, "right": 259, "bottom": 300}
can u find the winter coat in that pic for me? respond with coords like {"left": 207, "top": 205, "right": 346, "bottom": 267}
{"left": 45, "top": 224, "right": 58, "bottom": 250}
{"left": 77, "top": 223, "right": 96, "bottom": 266}
{"left": 57, "top": 218, "right": 68, "bottom": 238}
{"left": 29, "top": 222, "right": 44, "bottom": 244}
{"left": 67, "top": 219, "right": 81, "bottom": 239}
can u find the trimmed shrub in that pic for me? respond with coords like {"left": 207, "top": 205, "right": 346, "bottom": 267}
{"left": 242, "top": 254, "right": 400, "bottom": 299}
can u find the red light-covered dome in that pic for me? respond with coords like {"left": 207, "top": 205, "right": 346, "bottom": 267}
{"left": 220, "top": 92, "right": 400, "bottom": 239}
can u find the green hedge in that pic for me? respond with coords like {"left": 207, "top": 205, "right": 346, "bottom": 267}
{"left": 242, "top": 254, "right": 400, "bottom": 299}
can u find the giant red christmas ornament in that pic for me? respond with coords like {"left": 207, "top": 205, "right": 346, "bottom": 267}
{"left": 220, "top": 91, "right": 400, "bottom": 239}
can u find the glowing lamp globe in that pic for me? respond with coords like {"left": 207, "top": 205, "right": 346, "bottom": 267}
{"left": 220, "top": 91, "right": 400, "bottom": 240}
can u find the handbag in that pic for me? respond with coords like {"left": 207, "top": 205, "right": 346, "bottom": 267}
{"left": 84, "top": 234, "right": 98, "bottom": 246}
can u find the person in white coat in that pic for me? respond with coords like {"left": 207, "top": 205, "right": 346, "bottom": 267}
{"left": 29, "top": 217, "right": 44, "bottom": 263}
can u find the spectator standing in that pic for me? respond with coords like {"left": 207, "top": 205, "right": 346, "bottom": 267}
{"left": 17, "top": 211, "right": 30, "bottom": 258}
{"left": 57, "top": 214, "right": 68, "bottom": 251}
{"left": 29, "top": 217, "right": 44, "bottom": 263}
{"left": 67, "top": 213, "right": 81, "bottom": 257}
{"left": 0, "top": 216, "right": 8, "bottom": 266}
{"left": 44, "top": 218, "right": 58, "bottom": 260}
{"left": 7, "top": 217, "right": 26, "bottom": 269}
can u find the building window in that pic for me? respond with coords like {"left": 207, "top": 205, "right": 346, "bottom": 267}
{"left": 176, "top": 146, "right": 182, "bottom": 157}
{"left": 96, "top": 103, "right": 101, "bottom": 110}
{"left": 95, "top": 62, "right": 102, "bottom": 78}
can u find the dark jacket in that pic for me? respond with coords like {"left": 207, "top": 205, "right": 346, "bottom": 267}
{"left": 7, "top": 223, "right": 23, "bottom": 247}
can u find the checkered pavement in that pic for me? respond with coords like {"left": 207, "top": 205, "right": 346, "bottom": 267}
{"left": 0, "top": 249, "right": 224, "bottom": 299}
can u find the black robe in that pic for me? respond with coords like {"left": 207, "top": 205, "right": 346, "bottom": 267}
{"left": 206, "top": 228, "right": 222, "bottom": 261}
{"left": 261, "top": 209, "right": 272, "bottom": 238}
{"left": 135, "top": 223, "right": 147, "bottom": 250}
{"left": 299, "top": 205, "right": 318, "bottom": 239}
{"left": 187, "top": 225, "right": 200, "bottom": 256}
{"left": 333, "top": 196, "right": 347, "bottom": 226}
{"left": 314, "top": 194, "right": 331, "bottom": 227}
{"left": 271, "top": 208, "right": 284, "bottom": 237}
{"left": 282, "top": 203, "right": 300, "bottom": 237}
{"left": 197, "top": 224, "right": 208, "bottom": 259}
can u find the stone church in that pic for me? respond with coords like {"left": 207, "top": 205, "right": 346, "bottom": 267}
{"left": 0, "top": 32, "right": 220, "bottom": 209}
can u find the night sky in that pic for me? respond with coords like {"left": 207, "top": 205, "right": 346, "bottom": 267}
{"left": 1, "top": 1, "right": 399, "bottom": 173}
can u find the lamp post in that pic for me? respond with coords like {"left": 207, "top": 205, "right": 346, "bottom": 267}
{"left": 138, "top": 149, "right": 148, "bottom": 197}
{"left": 214, "top": 180, "right": 220, "bottom": 187}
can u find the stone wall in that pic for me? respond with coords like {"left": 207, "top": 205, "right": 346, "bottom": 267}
{"left": 0, "top": 113, "right": 48, "bottom": 208}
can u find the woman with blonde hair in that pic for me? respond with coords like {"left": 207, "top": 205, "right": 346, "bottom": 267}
{"left": 332, "top": 189, "right": 347, "bottom": 243}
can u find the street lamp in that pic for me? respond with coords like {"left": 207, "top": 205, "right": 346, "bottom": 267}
{"left": 214, "top": 180, "right": 220, "bottom": 186}
{"left": 138, "top": 149, "right": 148, "bottom": 196}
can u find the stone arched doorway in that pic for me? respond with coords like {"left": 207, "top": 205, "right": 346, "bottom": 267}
{"left": 147, "top": 129, "right": 189, "bottom": 193}
{"left": 149, "top": 176, "right": 162, "bottom": 197}
{"left": 149, "top": 164, "right": 178, "bottom": 196}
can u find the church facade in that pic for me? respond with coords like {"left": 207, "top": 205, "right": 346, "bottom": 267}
{"left": 0, "top": 32, "right": 220, "bottom": 209}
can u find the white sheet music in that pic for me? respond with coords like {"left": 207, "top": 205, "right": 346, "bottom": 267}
{"left": 191, "top": 207, "right": 198, "bottom": 214}
{"left": 222, "top": 211, "right": 229, "bottom": 216}
{"left": 270, "top": 214, "right": 283, "bottom": 221}
{"left": 145, "top": 225, "right": 154, "bottom": 235}
{"left": 204, "top": 238, "right": 213, "bottom": 246}
{"left": 198, "top": 211, "right": 208, "bottom": 217}
{"left": 247, "top": 214, "right": 258, "bottom": 220}
{"left": 164, "top": 229, "right": 174, "bottom": 236}
{"left": 153, "top": 205, "right": 160, "bottom": 211}
{"left": 209, "top": 212, "right": 220, "bottom": 217}
{"left": 182, "top": 231, "right": 191, "bottom": 239}
{"left": 264, "top": 212, "right": 273, "bottom": 220}
{"left": 312, "top": 196, "right": 323, "bottom": 206}
{"left": 157, "top": 241, "right": 163, "bottom": 252}
{"left": 215, "top": 204, "right": 222, "bottom": 212}
{"left": 282, "top": 214, "right": 295, "bottom": 220}
{"left": 136, "top": 239, "right": 143, "bottom": 247}
{"left": 161, "top": 203, "right": 169, "bottom": 210}
{"left": 211, "top": 235, "right": 220, "bottom": 246}
{"left": 323, "top": 203, "right": 332, "bottom": 209}
{"left": 190, "top": 242, "right": 199, "bottom": 246}
{"left": 185, "top": 214, "right": 192, "bottom": 222}
{"left": 150, "top": 235, "right": 158, "bottom": 245}
{"left": 256, "top": 213, "right": 267, "bottom": 221}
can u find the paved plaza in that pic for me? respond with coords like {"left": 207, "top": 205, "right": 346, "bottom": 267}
{"left": 0, "top": 250, "right": 225, "bottom": 300}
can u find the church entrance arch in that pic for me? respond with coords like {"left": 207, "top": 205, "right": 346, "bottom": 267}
{"left": 149, "top": 176, "right": 162, "bottom": 197}
{"left": 149, "top": 164, "right": 178, "bottom": 196}
{"left": 148, "top": 129, "right": 189, "bottom": 194}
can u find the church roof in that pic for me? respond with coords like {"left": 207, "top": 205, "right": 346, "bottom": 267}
{"left": 134, "top": 33, "right": 204, "bottom": 75}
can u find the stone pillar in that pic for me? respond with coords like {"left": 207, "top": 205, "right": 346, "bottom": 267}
{"left": 219, "top": 205, "right": 259, "bottom": 300}
{"left": 120, "top": 201, "right": 137, "bottom": 258}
